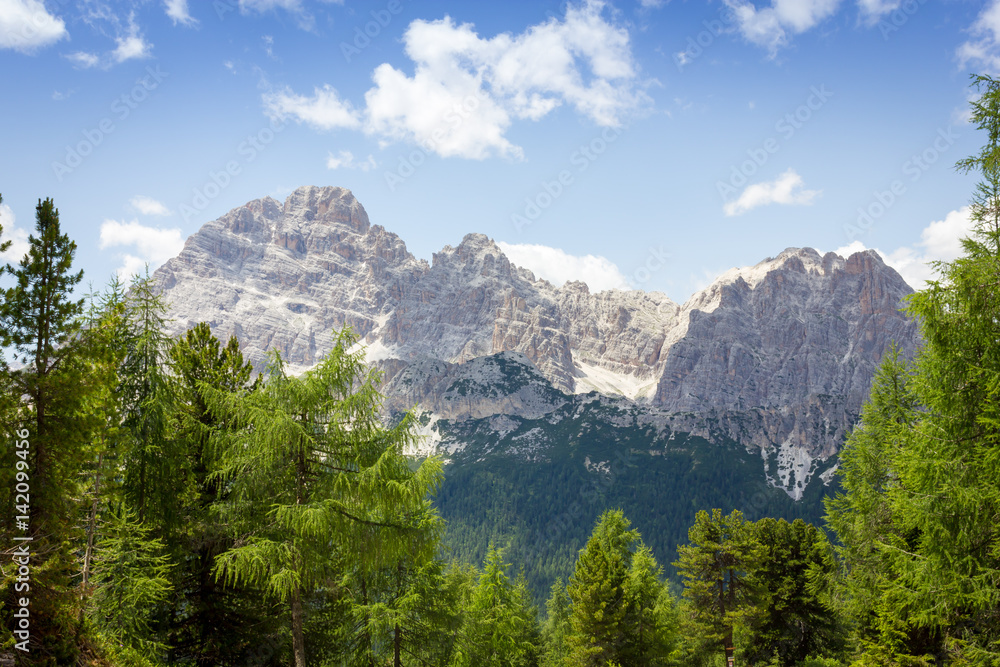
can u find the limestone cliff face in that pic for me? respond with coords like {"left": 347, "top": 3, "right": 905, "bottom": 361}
{"left": 154, "top": 186, "right": 918, "bottom": 494}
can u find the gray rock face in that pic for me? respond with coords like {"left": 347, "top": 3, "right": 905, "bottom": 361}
{"left": 154, "top": 186, "right": 918, "bottom": 494}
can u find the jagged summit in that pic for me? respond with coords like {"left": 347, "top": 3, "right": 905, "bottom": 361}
{"left": 153, "top": 187, "right": 918, "bottom": 496}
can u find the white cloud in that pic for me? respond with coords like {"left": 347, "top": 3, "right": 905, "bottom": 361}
{"left": 832, "top": 207, "right": 976, "bottom": 290}
{"left": 496, "top": 241, "right": 630, "bottom": 292}
{"left": 723, "top": 169, "right": 821, "bottom": 216}
{"left": 958, "top": 0, "right": 1000, "bottom": 74}
{"left": 129, "top": 196, "right": 172, "bottom": 216}
{"left": 267, "top": 0, "right": 648, "bottom": 160}
{"left": 723, "top": 0, "right": 841, "bottom": 55}
{"left": 112, "top": 20, "right": 152, "bottom": 63}
{"left": 164, "top": 0, "right": 197, "bottom": 26}
{"left": 326, "top": 150, "right": 377, "bottom": 171}
{"left": 363, "top": 1, "right": 646, "bottom": 159}
{"left": 264, "top": 85, "right": 361, "bottom": 131}
{"left": 0, "top": 204, "right": 30, "bottom": 263}
{"left": 855, "top": 0, "right": 900, "bottom": 23}
{"left": 236, "top": 0, "right": 345, "bottom": 30}
{"left": 0, "top": 0, "right": 67, "bottom": 53}
{"left": 99, "top": 219, "right": 186, "bottom": 278}
{"left": 66, "top": 51, "right": 99, "bottom": 68}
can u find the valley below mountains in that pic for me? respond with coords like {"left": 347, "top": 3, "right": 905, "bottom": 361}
{"left": 153, "top": 185, "right": 918, "bottom": 592}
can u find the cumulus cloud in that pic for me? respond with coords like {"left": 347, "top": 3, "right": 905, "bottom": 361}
{"left": 723, "top": 169, "right": 821, "bottom": 216}
{"left": 722, "top": 0, "right": 840, "bottom": 55}
{"left": 957, "top": 0, "right": 1000, "bottom": 74}
{"left": 164, "top": 0, "right": 197, "bottom": 26}
{"left": 268, "top": 1, "right": 648, "bottom": 160}
{"left": 832, "top": 207, "right": 976, "bottom": 290}
{"left": 0, "top": 0, "right": 67, "bottom": 53}
{"left": 0, "top": 204, "right": 30, "bottom": 263}
{"left": 326, "top": 150, "right": 377, "bottom": 171}
{"left": 496, "top": 241, "right": 630, "bottom": 292}
{"left": 264, "top": 85, "right": 361, "bottom": 131}
{"left": 99, "top": 219, "right": 186, "bottom": 278}
{"left": 129, "top": 196, "right": 172, "bottom": 216}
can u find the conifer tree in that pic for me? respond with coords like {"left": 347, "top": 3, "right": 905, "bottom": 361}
{"left": 540, "top": 578, "right": 572, "bottom": 667}
{"left": 89, "top": 504, "right": 173, "bottom": 665}
{"left": 452, "top": 544, "right": 540, "bottom": 667}
{"left": 674, "top": 509, "right": 762, "bottom": 663}
{"left": 166, "top": 322, "right": 273, "bottom": 666}
{"left": 204, "top": 328, "right": 443, "bottom": 667}
{"left": 739, "top": 518, "right": 843, "bottom": 666}
{"left": 0, "top": 197, "right": 95, "bottom": 659}
{"left": 566, "top": 509, "right": 675, "bottom": 666}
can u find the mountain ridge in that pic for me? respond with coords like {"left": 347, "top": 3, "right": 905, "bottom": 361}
{"left": 153, "top": 185, "right": 918, "bottom": 498}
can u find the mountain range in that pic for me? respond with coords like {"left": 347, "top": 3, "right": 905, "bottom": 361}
{"left": 154, "top": 184, "right": 916, "bottom": 499}
{"left": 152, "top": 185, "right": 919, "bottom": 594}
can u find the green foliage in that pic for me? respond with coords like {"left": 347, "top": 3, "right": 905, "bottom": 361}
{"left": 822, "top": 74, "right": 1000, "bottom": 665}
{"left": 674, "top": 508, "right": 762, "bottom": 657}
{"left": 89, "top": 504, "right": 173, "bottom": 664}
{"left": 204, "top": 328, "right": 444, "bottom": 665}
{"left": 740, "top": 518, "right": 844, "bottom": 666}
{"left": 541, "top": 578, "right": 572, "bottom": 667}
{"left": 566, "top": 510, "right": 678, "bottom": 666}
{"left": 452, "top": 544, "right": 540, "bottom": 667}
{"left": 0, "top": 196, "right": 95, "bottom": 661}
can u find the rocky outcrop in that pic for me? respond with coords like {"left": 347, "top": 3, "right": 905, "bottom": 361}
{"left": 154, "top": 186, "right": 918, "bottom": 493}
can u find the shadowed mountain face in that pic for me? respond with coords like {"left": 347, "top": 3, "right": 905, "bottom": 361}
{"left": 154, "top": 185, "right": 917, "bottom": 499}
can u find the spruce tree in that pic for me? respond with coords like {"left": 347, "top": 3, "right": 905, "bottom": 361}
{"left": 540, "top": 578, "right": 572, "bottom": 667}
{"left": 566, "top": 509, "right": 675, "bottom": 666}
{"left": 740, "top": 518, "right": 844, "bottom": 666}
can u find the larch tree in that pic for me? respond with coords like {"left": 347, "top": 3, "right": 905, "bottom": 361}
{"left": 203, "top": 328, "right": 444, "bottom": 667}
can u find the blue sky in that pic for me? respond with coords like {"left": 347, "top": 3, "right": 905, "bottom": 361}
{"left": 0, "top": 0, "right": 996, "bottom": 301}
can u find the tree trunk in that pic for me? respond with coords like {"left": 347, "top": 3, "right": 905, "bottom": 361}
{"left": 394, "top": 623, "right": 402, "bottom": 667}
{"left": 291, "top": 585, "right": 307, "bottom": 667}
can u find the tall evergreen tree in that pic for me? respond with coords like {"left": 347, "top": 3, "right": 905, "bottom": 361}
{"left": 0, "top": 198, "right": 95, "bottom": 660}
{"left": 674, "top": 509, "right": 762, "bottom": 664}
{"left": 824, "top": 348, "right": 938, "bottom": 662}
{"left": 165, "top": 322, "right": 275, "bottom": 666}
{"left": 891, "top": 73, "right": 1000, "bottom": 663}
{"left": 204, "top": 328, "right": 444, "bottom": 667}
{"left": 739, "top": 518, "right": 844, "bottom": 666}
{"left": 540, "top": 578, "right": 572, "bottom": 667}
{"left": 452, "top": 544, "right": 540, "bottom": 667}
{"left": 566, "top": 509, "right": 675, "bottom": 666}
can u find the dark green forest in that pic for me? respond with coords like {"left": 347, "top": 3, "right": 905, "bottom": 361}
{"left": 3, "top": 77, "right": 1000, "bottom": 666}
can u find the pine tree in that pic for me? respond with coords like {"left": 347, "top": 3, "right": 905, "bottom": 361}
{"left": 204, "top": 328, "right": 444, "bottom": 667}
{"left": 565, "top": 509, "right": 675, "bottom": 666}
{"left": 739, "top": 518, "right": 844, "bottom": 666}
{"left": 165, "top": 321, "right": 274, "bottom": 666}
{"left": 0, "top": 197, "right": 96, "bottom": 660}
{"left": 674, "top": 509, "right": 762, "bottom": 663}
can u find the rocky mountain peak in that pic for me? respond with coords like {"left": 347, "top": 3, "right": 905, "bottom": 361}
{"left": 154, "top": 187, "right": 919, "bottom": 497}
{"left": 281, "top": 185, "right": 370, "bottom": 233}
